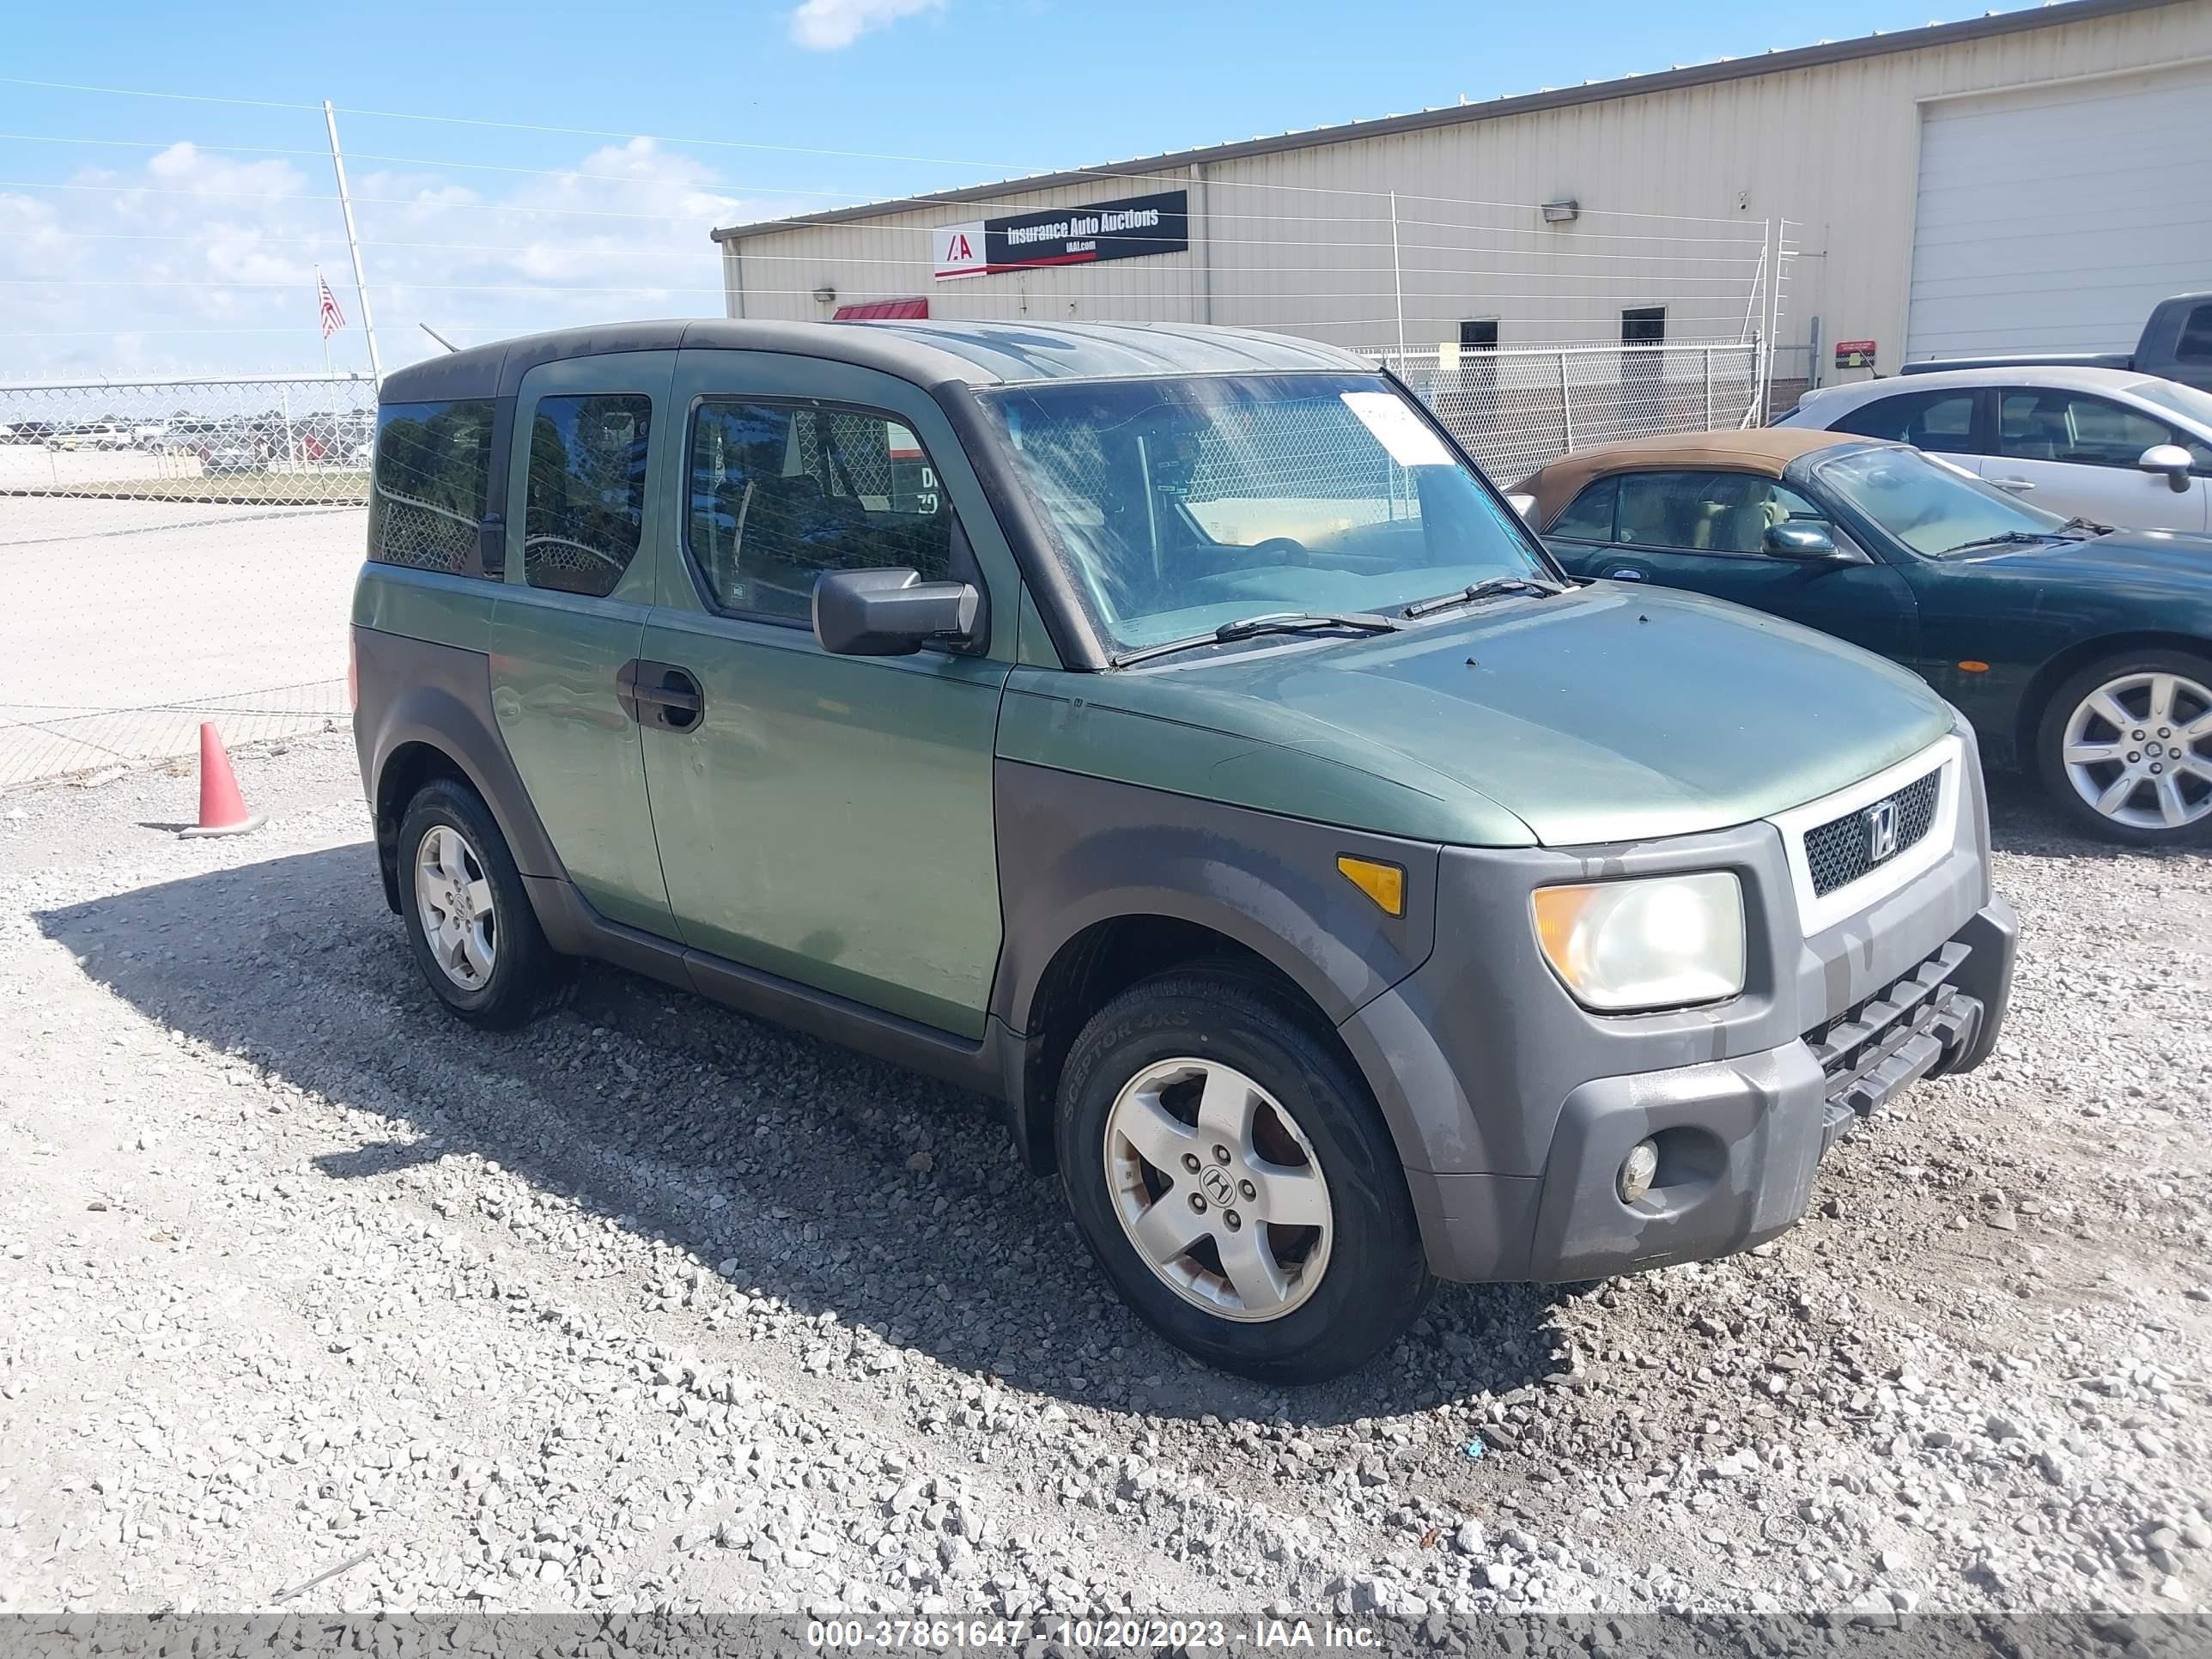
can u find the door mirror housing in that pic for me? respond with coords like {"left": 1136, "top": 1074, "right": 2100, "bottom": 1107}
{"left": 2137, "top": 443, "right": 2195, "bottom": 492}
{"left": 813, "top": 568, "right": 984, "bottom": 656}
{"left": 1504, "top": 490, "right": 1539, "bottom": 526}
{"left": 1763, "top": 520, "right": 1846, "bottom": 560}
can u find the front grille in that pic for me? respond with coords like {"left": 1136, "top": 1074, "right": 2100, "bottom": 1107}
{"left": 1802, "top": 768, "right": 1941, "bottom": 896}
{"left": 1806, "top": 939, "right": 1982, "bottom": 1153}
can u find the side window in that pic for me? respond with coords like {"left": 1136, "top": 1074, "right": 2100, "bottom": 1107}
{"left": 1616, "top": 471, "right": 1825, "bottom": 555}
{"left": 1829, "top": 390, "right": 1979, "bottom": 452}
{"left": 1548, "top": 476, "right": 1617, "bottom": 540}
{"left": 522, "top": 394, "right": 652, "bottom": 598}
{"left": 1997, "top": 391, "right": 2173, "bottom": 469}
{"left": 2175, "top": 302, "right": 2212, "bottom": 365}
{"left": 367, "top": 398, "right": 495, "bottom": 574}
{"left": 686, "top": 399, "right": 951, "bottom": 623}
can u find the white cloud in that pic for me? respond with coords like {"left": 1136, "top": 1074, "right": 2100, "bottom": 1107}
{"left": 1, "top": 137, "right": 777, "bottom": 379}
{"left": 788, "top": 0, "right": 944, "bottom": 51}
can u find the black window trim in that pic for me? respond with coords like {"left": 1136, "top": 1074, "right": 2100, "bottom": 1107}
{"left": 677, "top": 390, "right": 961, "bottom": 635}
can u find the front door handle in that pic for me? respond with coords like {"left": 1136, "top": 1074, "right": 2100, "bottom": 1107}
{"left": 1606, "top": 566, "right": 1647, "bottom": 581}
{"left": 616, "top": 659, "right": 705, "bottom": 730}
{"left": 1991, "top": 477, "right": 2035, "bottom": 492}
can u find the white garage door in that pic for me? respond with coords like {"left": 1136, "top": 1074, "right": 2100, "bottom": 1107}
{"left": 1906, "top": 63, "right": 2212, "bottom": 361}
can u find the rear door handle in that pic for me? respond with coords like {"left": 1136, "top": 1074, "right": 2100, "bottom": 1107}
{"left": 1606, "top": 567, "right": 1646, "bottom": 581}
{"left": 616, "top": 659, "right": 705, "bottom": 730}
{"left": 1991, "top": 477, "right": 2035, "bottom": 492}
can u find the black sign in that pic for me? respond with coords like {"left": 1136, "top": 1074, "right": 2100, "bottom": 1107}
{"left": 935, "top": 190, "right": 1188, "bottom": 279}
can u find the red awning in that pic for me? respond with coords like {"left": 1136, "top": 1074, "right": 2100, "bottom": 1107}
{"left": 831, "top": 297, "right": 929, "bottom": 321}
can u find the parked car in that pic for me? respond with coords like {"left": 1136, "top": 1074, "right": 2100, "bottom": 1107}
{"left": 1516, "top": 428, "right": 2212, "bottom": 846}
{"left": 199, "top": 441, "right": 260, "bottom": 475}
{"left": 355, "top": 322, "right": 2014, "bottom": 1381}
{"left": 3, "top": 420, "right": 58, "bottom": 445}
{"left": 47, "top": 422, "right": 132, "bottom": 452}
{"left": 1894, "top": 291, "right": 2212, "bottom": 394}
{"left": 1778, "top": 366, "right": 2212, "bottom": 533}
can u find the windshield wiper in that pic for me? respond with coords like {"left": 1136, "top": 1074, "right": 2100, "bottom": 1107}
{"left": 1400, "top": 574, "right": 1566, "bottom": 619}
{"left": 1109, "top": 610, "right": 1404, "bottom": 668}
{"left": 1939, "top": 530, "right": 2054, "bottom": 555}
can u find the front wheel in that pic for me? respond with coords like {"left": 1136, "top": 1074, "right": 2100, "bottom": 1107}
{"left": 1055, "top": 970, "right": 1433, "bottom": 1383}
{"left": 2037, "top": 649, "right": 2212, "bottom": 846}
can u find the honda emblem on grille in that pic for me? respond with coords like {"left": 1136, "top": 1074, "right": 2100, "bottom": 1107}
{"left": 1865, "top": 798, "right": 1900, "bottom": 863}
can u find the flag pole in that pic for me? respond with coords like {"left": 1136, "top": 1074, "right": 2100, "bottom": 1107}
{"left": 322, "top": 100, "right": 383, "bottom": 384}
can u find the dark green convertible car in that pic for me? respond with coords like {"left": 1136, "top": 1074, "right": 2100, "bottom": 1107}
{"left": 1516, "top": 428, "right": 2212, "bottom": 847}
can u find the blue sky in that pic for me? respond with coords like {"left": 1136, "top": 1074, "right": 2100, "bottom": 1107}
{"left": 3, "top": 0, "right": 2019, "bottom": 375}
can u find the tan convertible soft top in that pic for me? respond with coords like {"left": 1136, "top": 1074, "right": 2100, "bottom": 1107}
{"left": 1511, "top": 426, "right": 1856, "bottom": 529}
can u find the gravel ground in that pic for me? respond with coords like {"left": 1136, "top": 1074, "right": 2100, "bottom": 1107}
{"left": 0, "top": 731, "right": 2207, "bottom": 1629}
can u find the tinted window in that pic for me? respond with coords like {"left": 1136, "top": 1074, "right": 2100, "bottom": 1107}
{"left": 1615, "top": 471, "right": 1827, "bottom": 555}
{"left": 687, "top": 400, "right": 951, "bottom": 623}
{"left": 367, "top": 399, "right": 494, "bottom": 574}
{"left": 1460, "top": 319, "right": 1498, "bottom": 350}
{"left": 1829, "top": 390, "right": 1978, "bottom": 451}
{"left": 2176, "top": 302, "right": 2212, "bottom": 364}
{"left": 1621, "top": 307, "right": 1666, "bottom": 344}
{"left": 1997, "top": 391, "right": 2178, "bottom": 469}
{"left": 1549, "top": 476, "right": 1617, "bottom": 540}
{"left": 522, "top": 394, "right": 652, "bottom": 598}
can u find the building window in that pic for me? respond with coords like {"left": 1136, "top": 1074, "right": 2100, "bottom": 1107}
{"left": 1621, "top": 307, "right": 1666, "bottom": 345}
{"left": 1459, "top": 319, "right": 1498, "bottom": 351}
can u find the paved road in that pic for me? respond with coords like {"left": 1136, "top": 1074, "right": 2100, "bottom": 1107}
{"left": 0, "top": 497, "right": 359, "bottom": 789}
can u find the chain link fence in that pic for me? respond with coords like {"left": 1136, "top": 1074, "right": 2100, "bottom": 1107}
{"left": 1362, "top": 341, "right": 1766, "bottom": 485}
{"left": 1, "top": 376, "right": 371, "bottom": 792}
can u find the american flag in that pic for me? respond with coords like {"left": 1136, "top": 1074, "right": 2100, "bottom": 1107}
{"left": 317, "top": 269, "right": 347, "bottom": 339}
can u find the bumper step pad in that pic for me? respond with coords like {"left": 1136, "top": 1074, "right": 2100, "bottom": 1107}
{"left": 1808, "top": 941, "right": 1984, "bottom": 1155}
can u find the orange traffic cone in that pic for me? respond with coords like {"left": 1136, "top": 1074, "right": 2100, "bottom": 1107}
{"left": 179, "top": 721, "right": 265, "bottom": 838}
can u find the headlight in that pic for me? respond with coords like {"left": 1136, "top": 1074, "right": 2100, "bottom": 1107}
{"left": 1532, "top": 872, "right": 1746, "bottom": 1012}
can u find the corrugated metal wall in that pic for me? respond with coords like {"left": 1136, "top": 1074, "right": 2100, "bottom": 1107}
{"left": 722, "top": 3, "right": 2212, "bottom": 372}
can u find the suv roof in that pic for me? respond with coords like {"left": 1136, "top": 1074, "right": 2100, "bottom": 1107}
{"left": 379, "top": 319, "right": 1370, "bottom": 405}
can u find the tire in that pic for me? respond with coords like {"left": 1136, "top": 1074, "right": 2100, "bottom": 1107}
{"left": 1055, "top": 969, "right": 1434, "bottom": 1384}
{"left": 396, "top": 779, "right": 574, "bottom": 1029}
{"left": 2035, "top": 647, "right": 2212, "bottom": 848}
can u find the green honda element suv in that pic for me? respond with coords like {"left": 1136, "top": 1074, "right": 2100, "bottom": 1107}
{"left": 353, "top": 319, "right": 2016, "bottom": 1382}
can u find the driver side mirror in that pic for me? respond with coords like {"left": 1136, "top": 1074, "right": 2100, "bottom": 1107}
{"left": 1504, "top": 491, "right": 1539, "bottom": 526}
{"left": 814, "top": 568, "right": 984, "bottom": 656}
{"left": 1763, "top": 521, "right": 1848, "bottom": 561}
{"left": 2138, "top": 443, "right": 2195, "bottom": 493}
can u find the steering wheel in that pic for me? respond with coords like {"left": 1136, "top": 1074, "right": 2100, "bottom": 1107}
{"left": 1242, "top": 535, "right": 1311, "bottom": 568}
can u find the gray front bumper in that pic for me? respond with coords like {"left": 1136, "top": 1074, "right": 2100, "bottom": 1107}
{"left": 1335, "top": 729, "right": 2015, "bottom": 1284}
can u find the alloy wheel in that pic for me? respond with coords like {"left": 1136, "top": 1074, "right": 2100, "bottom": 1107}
{"left": 1101, "top": 1057, "right": 1334, "bottom": 1322}
{"left": 2060, "top": 671, "right": 2212, "bottom": 832}
{"left": 414, "top": 823, "right": 498, "bottom": 989}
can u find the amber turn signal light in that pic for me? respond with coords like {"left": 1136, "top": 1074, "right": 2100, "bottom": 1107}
{"left": 1336, "top": 855, "right": 1405, "bottom": 917}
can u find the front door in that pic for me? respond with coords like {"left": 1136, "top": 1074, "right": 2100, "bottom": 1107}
{"left": 635, "top": 349, "right": 1018, "bottom": 1038}
{"left": 1984, "top": 387, "right": 2212, "bottom": 532}
{"left": 1544, "top": 468, "right": 1920, "bottom": 662}
{"left": 488, "top": 349, "right": 677, "bottom": 936}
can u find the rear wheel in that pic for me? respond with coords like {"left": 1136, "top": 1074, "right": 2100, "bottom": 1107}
{"left": 2037, "top": 649, "right": 2212, "bottom": 847}
{"left": 1056, "top": 970, "right": 1432, "bottom": 1383}
{"left": 397, "top": 779, "right": 572, "bottom": 1028}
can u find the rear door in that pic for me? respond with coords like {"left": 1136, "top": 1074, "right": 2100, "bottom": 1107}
{"left": 1820, "top": 386, "right": 1990, "bottom": 478}
{"left": 1984, "top": 386, "right": 2211, "bottom": 532}
{"left": 1545, "top": 467, "right": 1919, "bottom": 661}
{"left": 487, "top": 350, "right": 677, "bottom": 936}
{"left": 635, "top": 349, "right": 1019, "bottom": 1037}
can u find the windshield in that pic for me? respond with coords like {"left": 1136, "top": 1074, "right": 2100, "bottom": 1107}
{"left": 2129, "top": 378, "right": 2212, "bottom": 434}
{"left": 1813, "top": 444, "right": 2067, "bottom": 557}
{"left": 978, "top": 372, "right": 1547, "bottom": 653}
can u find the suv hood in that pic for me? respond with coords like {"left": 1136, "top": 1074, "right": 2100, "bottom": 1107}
{"left": 1089, "top": 584, "right": 1955, "bottom": 846}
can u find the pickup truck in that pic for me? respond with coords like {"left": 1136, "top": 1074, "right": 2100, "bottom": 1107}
{"left": 1904, "top": 292, "right": 2212, "bottom": 392}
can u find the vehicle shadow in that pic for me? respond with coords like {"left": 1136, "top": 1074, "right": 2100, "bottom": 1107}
{"left": 36, "top": 842, "right": 1556, "bottom": 1429}
{"left": 1985, "top": 771, "right": 2202, "bottom": 864}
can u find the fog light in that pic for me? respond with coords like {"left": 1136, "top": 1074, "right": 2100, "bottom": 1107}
{"left": 1618, "top": 1138, "right": 1659, "bottom": 1204}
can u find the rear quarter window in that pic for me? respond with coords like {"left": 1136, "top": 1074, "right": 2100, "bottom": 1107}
{"left": 367, "top": 399, "right": 495, "bottom": 575}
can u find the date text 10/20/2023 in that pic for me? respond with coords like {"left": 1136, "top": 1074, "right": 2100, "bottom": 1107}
{"left": 807, "top": 1617, "right": 1382, "bottom": 1650}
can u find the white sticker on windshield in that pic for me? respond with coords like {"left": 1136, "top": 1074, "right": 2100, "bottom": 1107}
{"left": 1340, "top": 391, "right": 1453, "bottom": 468}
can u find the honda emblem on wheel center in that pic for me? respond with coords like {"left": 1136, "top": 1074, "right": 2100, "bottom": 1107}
{"left": 1200, "top": 1166, "right": 1235, "bottom": 1206}
{"left": 1866, "top": 798, "right": 1900, "bottom": 863}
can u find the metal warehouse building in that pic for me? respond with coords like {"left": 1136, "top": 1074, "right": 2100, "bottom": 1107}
{"left": 712, "top": 0, "right": 2212, "bottom": 425}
